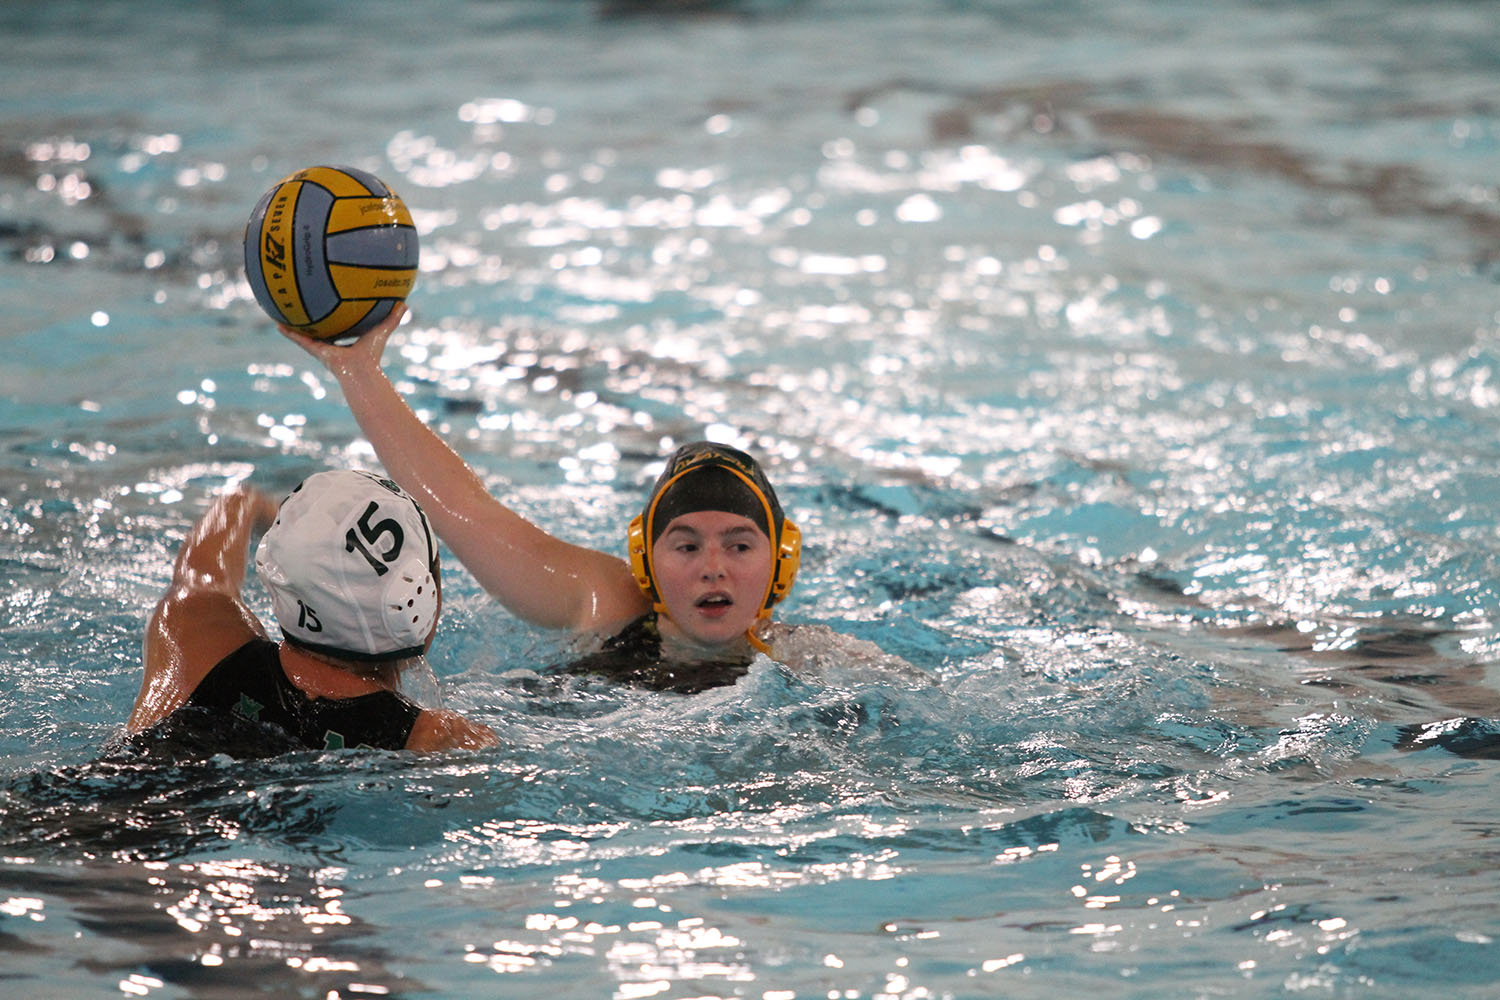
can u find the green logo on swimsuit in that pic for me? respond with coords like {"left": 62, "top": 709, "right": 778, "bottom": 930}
{"left": 321, "top": 730, "right": 379, "bottom": 751}
{"left": 234, "top": 693, "right": 264, "bottom": 721}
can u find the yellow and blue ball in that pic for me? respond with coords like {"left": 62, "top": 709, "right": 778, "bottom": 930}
{"left": 243, "top": 165, "right": 418, "bottom": 341}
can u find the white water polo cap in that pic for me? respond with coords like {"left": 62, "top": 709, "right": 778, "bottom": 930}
{"left": 255, "top": 469, "right": 440, "bottom": 661}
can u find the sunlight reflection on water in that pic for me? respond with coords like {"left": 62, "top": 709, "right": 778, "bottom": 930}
{"left": 5, "top": 0, "right": 1500, "bottom": 997}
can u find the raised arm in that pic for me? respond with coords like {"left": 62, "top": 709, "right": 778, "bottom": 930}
{"left": 129, "top": 485, "right": 280, "bottom": 732}
{"left": 279, "top": 306, "right": 648, "bottom": 634}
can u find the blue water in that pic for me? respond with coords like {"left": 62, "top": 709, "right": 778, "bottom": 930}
{"left": 5, "top": 0, "right": 1500, "bottom": 996}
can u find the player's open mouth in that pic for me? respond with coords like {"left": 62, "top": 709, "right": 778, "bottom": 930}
{"left": 695, "top": 593, "right": 734, "bottom": 614}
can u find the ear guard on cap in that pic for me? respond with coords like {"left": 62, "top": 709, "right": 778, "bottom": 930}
{"left": 379, "top": 553, "right": 440, "bottom": 644}
{"left": 627, "top": 513, "right": 659, "bottom": 610}
{"left": 765, "top": 519, "right": 801, "bottom": 612}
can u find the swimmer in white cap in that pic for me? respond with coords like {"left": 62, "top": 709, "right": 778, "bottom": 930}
{"left": 280, "top": 307, "right": 915, "bottom": 690}
{"left": 128, "top": 470, "right": 497, "bottom": 751}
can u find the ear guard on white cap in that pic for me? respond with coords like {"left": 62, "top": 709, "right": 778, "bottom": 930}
{"left": 255, "top": 469, "right": 439, "bottom": 662}
{"left": 380, "top": 552, "right": 440, "bottom": 642}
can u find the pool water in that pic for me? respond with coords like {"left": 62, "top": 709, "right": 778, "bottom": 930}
{"left": 4, "top": 0, "right": 1500, "bottom": 996}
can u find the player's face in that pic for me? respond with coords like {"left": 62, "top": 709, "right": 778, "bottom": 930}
{"left": 650, "top": 510, "right": 773, "bottom": 649}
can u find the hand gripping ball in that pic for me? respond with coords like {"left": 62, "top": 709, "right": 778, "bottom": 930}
{"left": 243, "top": 165, "right": 418, "bottom": 342}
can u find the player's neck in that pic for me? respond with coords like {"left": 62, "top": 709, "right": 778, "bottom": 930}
{"left": 278, "top": 641, "right": 399, "bottom": 698}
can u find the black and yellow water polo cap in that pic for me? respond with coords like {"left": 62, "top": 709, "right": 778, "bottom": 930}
{"left": 627, "top": 441, "right": 801, "bottom": 618}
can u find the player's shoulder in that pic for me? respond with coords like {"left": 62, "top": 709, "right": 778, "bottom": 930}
{"left": 763, "top": 622, "right": 928, "bottom": 686}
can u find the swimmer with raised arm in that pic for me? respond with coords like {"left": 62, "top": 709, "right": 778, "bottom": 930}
{"left": 280, "top": 306, "right": 912, "bottom": 692}
{"left": 129, "top": 469, "right": 497, "bottom": 751}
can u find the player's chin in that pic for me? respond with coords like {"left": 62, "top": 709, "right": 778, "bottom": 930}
{"left": 682, "top": 604, "right": 755, "bottom": 645}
